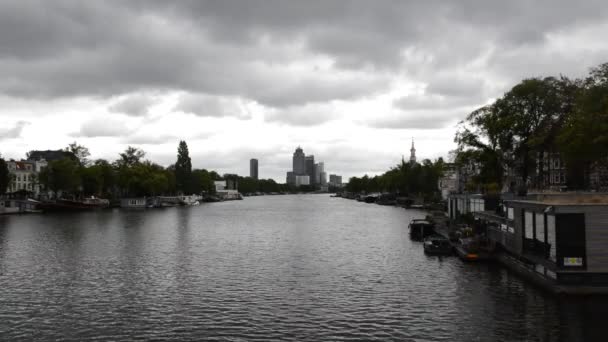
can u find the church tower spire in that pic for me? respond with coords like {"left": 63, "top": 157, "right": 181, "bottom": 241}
{"left": 409, "top": 138, "right": 416, "bottom": 164}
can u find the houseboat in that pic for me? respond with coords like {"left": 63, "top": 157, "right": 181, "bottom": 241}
{"left": 39, "top": 197, "right": 109, "bottom": 211}
{"left": 120, "top": 197, "right": 147, "bottom": 209}
{"left": 475, "top": 193, "right": 608, "bottom": 294}
{"left": 409, "top": 219, "right": 434, "bottom": 240}
{"left": 1, "top": 199, "right": 42, "bottom": 214}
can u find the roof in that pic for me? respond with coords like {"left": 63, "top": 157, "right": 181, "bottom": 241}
{"left": 27, "top": 150, "right": 77, "bottom": 162}
{"left": 506, "top": 193, "right": 608, "bottom": 206}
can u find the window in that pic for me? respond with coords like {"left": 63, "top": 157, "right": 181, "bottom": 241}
{"left": 525, "top": 211, "right": 534, "bottom": 239}
{"left": 547, "top": 215, "right": 556, "bottom": 262}
{"left": 507, "top": 207, "right": 514, "bottom": 220}
{"left": 535, "top": 213, "right": 545, "bottom": 244}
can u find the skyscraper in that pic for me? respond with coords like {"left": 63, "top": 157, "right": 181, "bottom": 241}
{"left": 250, "top": 158, "right": 258, "bottom": 180}
{"left": 293, "top": 146, "right": 306, "bottom": 175}
{"left": 316, "top": 162, "right": 324, "bottom": 185}
{"left": 288, "top": 146, "right": 307, "bottom": 185}
{"left": 305, "top": 155, "right": 316, "bottom": 184}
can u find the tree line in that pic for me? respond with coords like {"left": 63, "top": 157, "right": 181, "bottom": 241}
{"left": 42, "top": 141, "right": 223, "bottom": 198}
{"left": 0, "top": 141, "right": 223, "bottom": 198}
{"left": 346, "top": 158, "right": 445, "bottom": 200}
{"left": 455, "top": 62, "right": 608, "bottom": 192}
{"left": 1, "top": 140, "right": 303, "bottom": 198}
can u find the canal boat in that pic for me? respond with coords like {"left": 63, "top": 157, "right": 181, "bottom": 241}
{"left": 408, "top": 219, "right": 434, "bottom": 240}
{"left": 423, "top": 235, "right": 452, "bottom": 255}
{"left": 39, "top": 197, "right": 110, "bottom": 211}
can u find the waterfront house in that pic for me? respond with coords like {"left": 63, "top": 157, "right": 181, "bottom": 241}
{"left": 447, "top": 193, "right": 498, "bottom": 220}
{"left": 6, "top": 159, "right": 48, "bottom": 197}
{"left": 120, "top": 197, "right": 147, "bottom": 208}
{"left": 476, "top": 193, "right": 608, "bottom": 293}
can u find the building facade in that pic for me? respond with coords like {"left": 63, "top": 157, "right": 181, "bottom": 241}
{"left": 295, "top": 175, "right": 310, "bottom": 186}
{"left": 438, "top": 163, "right": 458, "bottom": 200}
{"left": 305, "top": 156, "right": 316, "bottom": 184}
{"left": 250, "top": 158, "right": 258, "bottom": 180}
{"left": 292, "top": 147, "right": 306, "bottom": 175}
{"left": 329, "top": 174, "right": 342, "bottom": 187}
{"left": 6, "top": 159, "right": 48, "bottom": 196}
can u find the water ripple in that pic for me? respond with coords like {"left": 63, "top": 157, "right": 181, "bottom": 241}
{"left": 1, "top": 195, "right": 606, "bottom": 341}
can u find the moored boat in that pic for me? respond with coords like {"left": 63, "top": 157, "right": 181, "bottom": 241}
{"left": 39, "top": 197, "right": 110, "bottom": 211}
{"left": 408, "top": 219, "right": 434, "bottom": 240}
{"left": 423, "top": 235, "right": 452, "bottom": 255}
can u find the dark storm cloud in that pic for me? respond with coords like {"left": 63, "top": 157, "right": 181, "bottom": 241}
{"left": 0, "top": 121, "right": 29, "bottom": 139}
{"left": 2, "top": 1, "right": 608, "bottom": 103}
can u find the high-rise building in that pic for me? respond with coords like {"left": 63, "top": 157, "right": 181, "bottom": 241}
{"left": 305, "top": 155, "right": 316, "bottom": 184}
{"left": 292, "top": 146, "right": 306, "bottom": 175}
{"left": 250, "top": 158, "right": 258, "bottom": 180}
{"left": 329, "top": 174, "right": 342, "bottom": 186}
{"left": 315, "top": 162, "right": 324, "bottom": 185}
{"left": 286, "top": 171, "right": 295, "bottom": 185}
{"left": 410, "top": 138, "right": 417, "bottom": 164}
{"left": 295, "top": 175, "right": 310, "bottom": 186}
{"left": 320, "top": 172, "right": 327, "bottom": 185}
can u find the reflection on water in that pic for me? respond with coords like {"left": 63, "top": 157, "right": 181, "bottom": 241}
{"left": 0, "top": 195, "right": 605, "bottom": 341}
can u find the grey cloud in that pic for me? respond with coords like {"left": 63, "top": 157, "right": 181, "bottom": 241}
{"left": 366, "top": 111, "right": 462, "bottom": 130}
{"left": 121, "top": 134, "right": 177, "bottom": 145}
{"left": 425, "top": 75, "right": 486, "bottom": 98}
{"left": 71, "top": 117, "right": 132, "bottom": 138}
{"left": 174, "top": 94, "right": 251, "bottom": 119}
{"left": 0, "top": 121, "right": 29, "bottom": 139}
{"left": 264, "top": 103, "right": 340, "bottom": 126}
{"left": 109, "top": 94, "right": 158, "bottom": 117}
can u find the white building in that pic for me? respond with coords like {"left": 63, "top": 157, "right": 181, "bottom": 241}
{"left": 438, "top": 164, "right": 458, "bottom": 200}
{"left": 295, "top": 175, "right": 310, "bottom": 186}
{"left": 6, "top": 159, "right": 48, "bottom": 196}
{"left": 214, "top": 180, "right": 227, "bottom": 191}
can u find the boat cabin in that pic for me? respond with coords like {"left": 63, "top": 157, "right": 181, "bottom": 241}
{"left": 409, "top": 219, "right": 434, "bottom": 240}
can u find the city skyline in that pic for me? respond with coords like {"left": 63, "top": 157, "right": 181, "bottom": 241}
{"left": 2, "top": 2, "right": 607, "bottom": 182}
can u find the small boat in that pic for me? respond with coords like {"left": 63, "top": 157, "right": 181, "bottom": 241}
{"left": 423, "top": 235, "right": 452, "bottom": 255}
{"left": 408, "top": 219, "right": 434, "bottom": 240}
{"left": 179, "top": 195, "right": 202, "bottom": 206}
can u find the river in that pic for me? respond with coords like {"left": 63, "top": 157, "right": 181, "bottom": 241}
{"left": 0, "top": 194, "right": 606, "bottom": 341}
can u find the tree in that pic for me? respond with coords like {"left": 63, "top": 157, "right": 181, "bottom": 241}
{"left": 117, "top": 146, "right": 145, "bottom": 167}
{"left": 65, "top": 141, "right": 91, "bottom": 166}
{"left": 174, "top": 140, "right": 193, "bottom": 194}
{"left": 558, "top": 63, "right": 608, "bottom": 188}
{"left": 39, "top": 158, "right": 81, "bottom": 197}
{"left": 0, "top": 157, "right": 9, "bottom": 194}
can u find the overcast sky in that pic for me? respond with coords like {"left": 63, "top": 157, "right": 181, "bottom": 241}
{"left": 1, "top": 1, "right": 607, "bottom": 181}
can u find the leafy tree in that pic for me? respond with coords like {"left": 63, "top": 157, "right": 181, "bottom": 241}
{"left": 65, "top": 141, "right": 91, "bottom": 166}
{"left": 117, "top": 146, "right": 145, "bottom": 168}
{"left": 558, "top": 63, "right": 608, "bottom": 188}
{"left": 39, "top": 158, "right": 81, "bottom": 197}
{"left": 174, "top": 140, "right": 193, "bottom": 194}
{"left": 0, "top": 157, "right": 9, "bottom": 194}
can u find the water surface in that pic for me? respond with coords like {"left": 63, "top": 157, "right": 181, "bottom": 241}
{"left": 0, "top": 195, "right": 606, "bottom": 341}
